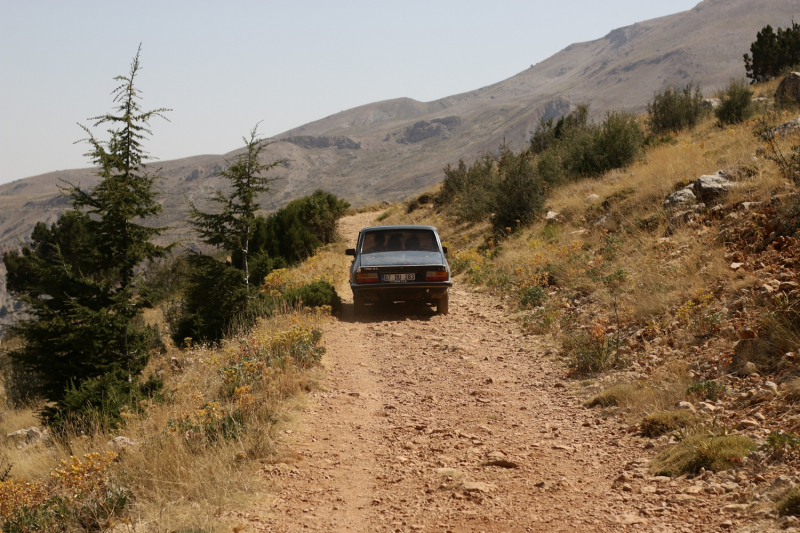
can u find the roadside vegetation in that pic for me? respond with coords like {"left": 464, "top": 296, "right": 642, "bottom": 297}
{"left": 378, "top": 33, "right": 800, "bottom": 496}
{"left": 0, "top": 47, "right": 349, "bottom": 530}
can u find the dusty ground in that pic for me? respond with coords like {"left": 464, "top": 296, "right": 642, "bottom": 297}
{"left": 233, "top": 214, "right": 761, "bottom": 532}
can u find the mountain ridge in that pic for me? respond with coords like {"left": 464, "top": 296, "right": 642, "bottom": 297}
{"left": 1, "top": 0, "right": 797, "bottom": 256}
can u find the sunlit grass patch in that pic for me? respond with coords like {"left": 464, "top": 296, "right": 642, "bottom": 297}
{"left": 640, "top": 410, "right": 698, "bottom": 438}
{"left": 650, "top": 432, "right": 756, "bottom": 476}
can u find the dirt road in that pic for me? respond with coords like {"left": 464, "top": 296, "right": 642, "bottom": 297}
{"left": 243, "top": 214, "right": 735, "bottom": 532}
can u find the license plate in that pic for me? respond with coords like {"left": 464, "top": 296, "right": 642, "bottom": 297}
{"left": 383, "top": 273, "right": 415, "bottom": 283}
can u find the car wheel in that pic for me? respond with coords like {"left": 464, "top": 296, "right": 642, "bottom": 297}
{"left": 353, "top": 293, "right": 366, "bottom": 316}
{"left": 437, "top": 291, "right": 449, "bottom": 315}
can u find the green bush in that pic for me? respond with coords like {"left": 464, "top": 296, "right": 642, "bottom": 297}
{"left": 686, "top": 380, "right": 726, "bottom": 401}
{"left": 283, "top": 189, "right": 351, "bottom": 245}
{"left": 438, "top": 106, "right": 643, "bottom": 238}
{"left": 647, "top": 83, "right": 706, "bottom": 135}
{"left": 43, "top": 372, "right": 163, "bottom": 432}
{"left": 437, "top": 156, "right": 498, "bottom": 222}
{"left": 168, "top": 254, "right": 262, "bottom": 344}
{"left": 490, "top": 146, "right": 545, "bottom": 233}
{"left": 531, "top": 105, "right": 589, "bottom": 155}
{"left": 437, "top": 146, "right": 546, "bottom": 234}
{"left": 282, "top": 280, "right": 342, "bottom": 314}
{"left": 576, "top": 110, "right": 644, "bottom": 175}
{"left": 518, "top": 285, "right": 547, "bottom": 308}
{"left": 640, "top": 410, "right": 697, "bottom": 438}
{"left": 715, "top": 79, "right": 754, "bottom": 125}
{"left": 533, "top": 105, "right": 643, "bottom": 180}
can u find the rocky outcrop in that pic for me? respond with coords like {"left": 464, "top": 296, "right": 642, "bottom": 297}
{"left": 281, "top": 136, "right": 361, "bottom": 150}
{"left": 693, "top": 172, "right": 735, "bottom": 202}
{"left": 664, "top": 187, "right": 697, "bottom": 208}
{"left": 186, "top": 169, "right": 202, "bottom": 181}
{"left": 775, "top": 72, "right": 800, "bottom": 107}
{"left": 397, "top": 116, "right": 461, "bottom": 144}
{"left": 760, "top": 116, "right": 800, "bottom": 139}
{"left": 431, "top": 116, "right": 462, "bottom": 129}
{"left": 664, "top": 171, "right": 736, "bottom": 210}
{"left": 7, "top": 426, "right": 49, "bottom": 447}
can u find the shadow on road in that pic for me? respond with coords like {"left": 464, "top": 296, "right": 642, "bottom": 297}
{"left": 339, "top": 301, "right": 437, "bottom": 323}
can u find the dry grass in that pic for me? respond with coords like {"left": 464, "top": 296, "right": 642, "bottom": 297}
{"left": 640, "top": 410, "right": 698, "bottom": 438}
{"left": 0, "top": 243, "right": 338, "bottom": 529}
{"left": 650, "top": 432, "right": 757, "bottom": 477}
{"left": 585, "top": 363, "right": 691, "bottom": 419}
{"left": 786, "top": 377, "right": 800, "bottom": 402}
{"left": 778, "top": 486, "right": 800, "bottom": 516}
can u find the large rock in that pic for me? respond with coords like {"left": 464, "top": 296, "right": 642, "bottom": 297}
{"left": 776, "top": 72, "right": 800, "bottom": 107}
{"left": 664, "top": 187, "right": 697, "bottom": 208}
{"left": 107, "top": 436, "right": 137, "bottom": 449}
{"left": 693, "top": 173, "right": 734, "bottom": 202}
{"left": 7, "top": 426, "right": 48, "bottom": 446}
{"left": 760, "top": 116, "right": 800, "bottom": 139}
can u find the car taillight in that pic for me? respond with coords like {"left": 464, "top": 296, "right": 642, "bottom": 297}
{"left": 356, "top": 272, "right": 379, "bottom": 283}
{"left": 425, "top": 270, "right": 449, "bottom": 282}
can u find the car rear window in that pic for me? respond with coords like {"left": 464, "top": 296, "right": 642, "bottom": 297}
{"left": 360, "top": 229, "right": 438, "bottom": 253}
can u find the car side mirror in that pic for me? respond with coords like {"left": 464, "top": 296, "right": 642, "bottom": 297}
{"left": 345, "top": 248, "right": 356, "bottom": 256}
{"left": 442, "top": 246, "right": 448, "bottom": 254}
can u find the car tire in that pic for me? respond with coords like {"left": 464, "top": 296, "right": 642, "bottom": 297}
{"left": 437, "top": 291, "right": 449, "bottom": 315}
{"left": 353, "top": 293, "right": 366, "bottom": 316}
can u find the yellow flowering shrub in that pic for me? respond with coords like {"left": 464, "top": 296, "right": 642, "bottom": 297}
{"left": 0, "top": 452, "right": 126, "bottom": 530}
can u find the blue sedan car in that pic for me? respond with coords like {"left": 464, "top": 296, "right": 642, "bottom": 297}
{"left": 346, "top": 225, "right": 452, "bottom": 315}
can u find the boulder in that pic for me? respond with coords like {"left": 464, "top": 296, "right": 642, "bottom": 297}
{"left": 760, "top": 116, "right": 800, "bottom": 139}
{"left": 107, "top": 436, "right": 137, "bottom": 449}
{"left": 741, "top": 361, "right": 758, "bottom": 376}
{"left": 7, "top": 426, "right": 48, "bottom": 446}
{"left": 545, "top": 211, "right": 562, "bottom": 222}
{"left": 701, "top": 98, "right": 721, "bottom": 110}
{"left": 775, "top": 72, "right": 800, "bottom": 107}
{"left": 668, "top": 210, "right": 697, "bottom": 228}
{"left": 693, "top": 173, "right": 734, "bottom": 202}
{"left": 584, "top": 194, "right": 600, "bottom": 203}
{"left": 664, "top": 187, "right": 697, "bottom": 208}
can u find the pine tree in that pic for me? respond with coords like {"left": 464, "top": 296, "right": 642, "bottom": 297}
{"left": 67, "top": 44, "right": 170, "bottom": 380}
{"left": 3, "top": 45, "right": 168, "bottom": 417}
{"left": 188, "top": 125, "right": 286, "bottom": 292}
{"left": 744, "top": 23, "right": 800, "bottom": 83}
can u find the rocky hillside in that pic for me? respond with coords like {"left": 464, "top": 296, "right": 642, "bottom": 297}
{"left": 0, "top": 0, "right": 796, "bottom": 255}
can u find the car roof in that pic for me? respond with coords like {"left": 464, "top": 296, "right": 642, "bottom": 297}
{"left": 360, "top": 225, "right": 438, "bottom": 232}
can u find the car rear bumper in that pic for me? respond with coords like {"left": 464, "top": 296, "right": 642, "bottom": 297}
{"left": 351, "top": 281, "right": 452, "bottom": 302}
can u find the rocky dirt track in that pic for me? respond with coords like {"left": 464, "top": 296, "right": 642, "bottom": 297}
{"left": 241, "top": 215, "right": 750, "bottom": 532}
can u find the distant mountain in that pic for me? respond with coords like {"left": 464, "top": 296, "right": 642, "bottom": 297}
{"left": 0, "top": 0, "right": 796, "bottom": 257}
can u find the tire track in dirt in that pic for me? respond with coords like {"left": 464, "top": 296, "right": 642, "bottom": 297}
{"left": 244, "top": 214, "right": 729, "bottom": 532}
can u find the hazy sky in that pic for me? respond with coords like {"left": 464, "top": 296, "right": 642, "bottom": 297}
{"left": 0, "top": 0, "right": 701, "bottom": 185}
